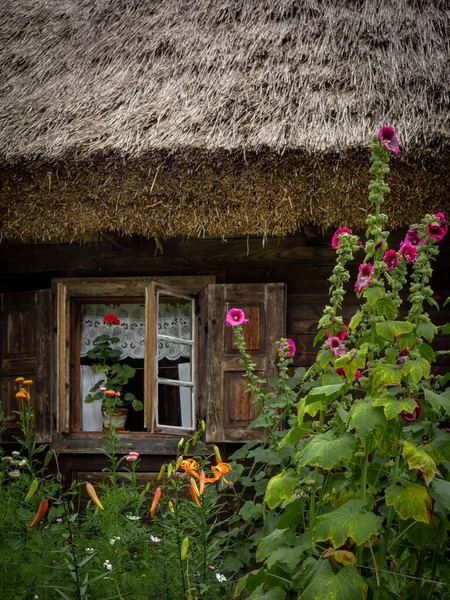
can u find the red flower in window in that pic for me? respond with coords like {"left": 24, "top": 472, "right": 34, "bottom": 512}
{"left": 103, "top": 314, "right": 120, "bottom": 325}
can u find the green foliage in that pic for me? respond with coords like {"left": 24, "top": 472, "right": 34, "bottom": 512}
{"left": 314, "top": 500, "right": 382, "bottom": 548}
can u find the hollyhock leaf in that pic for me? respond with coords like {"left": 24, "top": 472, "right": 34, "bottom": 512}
{"left": 365, "top": 287, "right": 384, "bottom": 307}
{"left": 401, "top": 357, "right": 430, "bottom": 384}
{"left": 264, "top": 470, "right": 298, "bottom": 509}
{"left": 431, "top": 479, "right": 450, "bottom": 513}
{"left": 417, "top": 322, "right": 439, "bottom": 342}
{"left": 235, "top": 569, "right": 271, "bottom": 596}
{"left": 305, "top": 383, "right": 346, "bottom": 406}
{"left": 372, "top": 393, "right": 417, "bottom": 420}
{"left": 317, "top": 348, "right": 334, "bottom": 368}
{"left": 426, "top": 296, "right": 440, "bottom": 310}
{"left": 349, "top": 310, "right": 363, "bottom": 330}
{"left": 376, "top": 298, "right": 398, "bottom": 320}
{"left": 301, "top": 566, "right": 366, "bottom": 600}
{"left": 403, "top": 514, "right": 448, "bottom": 551}
{"left": 246, "top": 585, "right": 286, "bottom": 600}
{"left": 266, "top": 537, "right": 312, "bottom": 570}
{"left": 371, "top": 365, "right": 402, "bottom": 389}
{"left": 256, "top": 527, "right": 296, "bottom": 561}
{"left": 292, "top": 558, "right": 329, "bottom": 593}
{"left": 426, "top": 430, "right": 450, "bottom": 463}
{"left": 348, "top": 402, "right": 386, "bottom": 438}
{"left": 314, "top": 329, "right": 327, "bottom": 346}
{"left": 376, "top": 321, "right": 413, "bottom": 341}
{"left": 385, "top": 482, "right": 433, "bottom": 523}
{"left": 402, "top": 440, "right": 438, "bottom": 485}
{"left": 418, "top": 343, "right": 435, "bottom": 362}
{"left": 278, "top": 423, "right": 311, "bottom": 450}
{"left": 322, "top": 548, "right": 356, "bottom": 567}
{"left": 397, "top": 331, "right": 416, "bottom": 351}
{"left": 423, "top": 389, "right": 450, "bottom": 416}
{"left": 296, "top": 432, "right": 355, "bottom": 470}
{"left": 314, "top": 499, "right": 381, "bottom": 548}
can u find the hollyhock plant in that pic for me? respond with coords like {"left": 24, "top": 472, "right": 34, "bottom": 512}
{"left": 399, "top": 241, "right": 418, "bottom": 264}
{"left": 382, "top": 249, "right": 398, "bottom": 272}
{"left": 326, "top": 322, "right": 348, "bottom": 340}
{"left": 279, "top": 338, "right": 296, "bottom": 357}
{"left": 331, "top": 227, "right": 352, "bottom": 250}
{"left": 404, "top": 227, "right": 426, "bottom": 246}
{"left": 327, "top": 336, "right": 346, "bottom": 357}
{"left": 354, "top": 263, "right": 374, "bottom": 293}
{"left": 426, "top": 212, "right": 448, "bottom": 242}
{"left": 378, "top": 125, "right": 399, "bottom": 155}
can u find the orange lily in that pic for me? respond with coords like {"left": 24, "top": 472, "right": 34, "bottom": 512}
{"left": 179, "top": 458, "right": 200, "bottom": 479}
{"left": 86, "top": 483, "right": 104, "bottom": 510}
{"left": 211, "top": 462, "right": 233, "bottom": 485}
{"left": 150, "top": 487, "right": 162, "bottom": 518}
{"left": 189, "top": 481, "right": 201, "bottom": 508}
{"left": 199, "top": 470, "right": 206, "bottom": 495}
{"left": 30, "top": 498, "right": 49, "bottom": 528}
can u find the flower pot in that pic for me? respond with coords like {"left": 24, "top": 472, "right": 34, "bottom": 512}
{"left": 102, "top": 407, "right": 128, "bottom": 431}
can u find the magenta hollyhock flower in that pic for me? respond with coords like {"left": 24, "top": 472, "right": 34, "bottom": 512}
{"left": 354, "top": 263, "right": 374, "bottom": 293}
{"left": 279, "top": 338, "right": 296, "bottom": 357}
{"left": 404, "top": 227, "right": 426, "bottom": 247}
{"left": 426, "top": 212, "right": 448, "bottom": 242}
{"left": 400, "top": 398, "right": 423, "bottom": 423}
{"left": 378, "top": 126, "right": 399, "bottom": 155}
{"left": 327, "top": 336, "right": 346, "bottom": 357}
{"left": 225, "top": 308, "right": 245, "bottom": 327}
{"left": 331, "top": 227, "right": 352, "bottom": 250}
{"left": 382, "top": 249, "right": 398, "bottom": 272}
{"left": 335, "top": 367, "right": 361, "bottom": 380}
{"left": 399, "top": 241, "right": 418, "bottom": 264}
{"left": 326, "top": 323, "right": 348, "bottom": 341}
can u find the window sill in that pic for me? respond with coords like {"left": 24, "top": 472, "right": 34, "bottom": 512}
{"left": 53, "top": 433, "right": 181, "bottom": 455}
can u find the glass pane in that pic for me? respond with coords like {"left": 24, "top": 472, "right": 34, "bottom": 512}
{"left": 158, "top": 295, "right": 192, "bottom": 341}
{"left": 158, "top": 384, "right": 192, "bottom": 429}
{"left": 157, "top": 345, "right": 192, "bottom": 381}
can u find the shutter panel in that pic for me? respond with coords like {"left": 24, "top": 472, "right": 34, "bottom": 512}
{"left": 205, "top": 283, "right": 286, "bottom": 442}
{"left": 0, "top": 290, "right": 53, "bottom": 442}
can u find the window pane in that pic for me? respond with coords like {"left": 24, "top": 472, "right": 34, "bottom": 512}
{"left": 158, "top": 295, "right": 192, "bottom": 342}
{"left": 158, "top": 384, "right": 192, "bottom": 429}
{"left": 157, "top": 346, "right": 192, "bottom": 382}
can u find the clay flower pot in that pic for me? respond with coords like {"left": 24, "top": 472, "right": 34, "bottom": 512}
{"left": 102, "top": 407, "right": 128, "bottom": 431}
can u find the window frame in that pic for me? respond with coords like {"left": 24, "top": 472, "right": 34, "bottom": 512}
{"left": 54, "top": 276, "right": 214, "bottom": 440}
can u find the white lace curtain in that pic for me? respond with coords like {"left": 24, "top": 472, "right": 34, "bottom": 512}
{"left": 80, "top": 303, "right": 191, "bottom": 361}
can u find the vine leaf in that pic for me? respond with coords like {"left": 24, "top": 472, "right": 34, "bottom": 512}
{"left": 402, "top": 440, "right": 438, "bottom": 485}
{"left": 385, "top": 482, "right": 433, "bottom": 523}
{"left": 264, "top": 470, "right": 298, "bottom": 509}
{"left": 301, "top": 564, "right": 367, "bottom": 600}
{"left": 296, "top": 432, "right": 355, "bottom": 470}
{"left": 347, "top": 401, "right": 386, "bottom": 437}
{"left": 372, "top": 393, "right": 417, "bottom": 420}
{"left": 314, "top": 499, "right": 381, "bottom": 548}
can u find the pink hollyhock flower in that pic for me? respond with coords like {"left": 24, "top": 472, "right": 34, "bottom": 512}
{"left": 400, "top": 398, "right": 423, "bottom": 423}
{"left": 327, "top": 336, "right": 346, "bottom": 357}
{"left": 354, "top": 263, "right": 374, "bottom": 293}
{"left": 331, "top": 227, "right": 352, "bottom": 250}
{"left": 354, "top": 370, "right": 362, "bottom": 380}
{"left": 326, "top": 323, "right": 348, "bottom": 341}
{"left": 426, "top": 212, "right": 448, "bottom": 242}
{"left": 279, "top": 338, "right": 296, "bottom": 357}
{"left": 378, "top": 125, "right": 399, "bottom": 155}
{"left": 399, "top": 241, "right": 418, "bottom": 264}
{"left": 126, "top": 451, "right": 140, "bottom": 462}
{"left": 404, "top": 227, "right": 426, "bottom": 247}
{"left": 382, "top": 249, "right": 398, "bottom": 272}
{"left": 335, "top": 367, "right": 361, "bottom": 380}
{"left": 225, "top": 308, "right": 246, "bottom": 327}
{"left": 104, "top": 314, "right": 120, "bottom": 326}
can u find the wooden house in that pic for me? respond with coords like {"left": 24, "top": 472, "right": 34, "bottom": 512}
{"left": 1, "top": 0, "right": 449, "bottom": 482}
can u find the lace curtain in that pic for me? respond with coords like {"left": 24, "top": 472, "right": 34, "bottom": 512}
{"left": 80, "top": 303, "right": 191, "bottom": 361}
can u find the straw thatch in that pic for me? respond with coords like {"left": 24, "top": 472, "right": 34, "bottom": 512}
{"left": 1, "top": 0, "right": 449, "bottom": 241}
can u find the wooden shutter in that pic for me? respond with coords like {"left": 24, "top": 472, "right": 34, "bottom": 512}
{"left": 0, "top": 290, "right": 53, "bottom": 442}
{"left": 205, "top": 283, "right": 286, "bottom": 442}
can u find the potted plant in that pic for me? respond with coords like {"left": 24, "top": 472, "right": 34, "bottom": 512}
{"left": 84, "top": 313, "right": 143, "bottom": 430}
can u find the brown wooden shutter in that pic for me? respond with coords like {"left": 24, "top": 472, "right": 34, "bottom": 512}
{"left": 0, "top": 290, "right": 53, "bottom": 442}
{"left": 205, "top": 283, "right": 286, "bottom": 442}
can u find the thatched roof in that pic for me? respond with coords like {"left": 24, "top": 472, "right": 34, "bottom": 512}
{"left": 1, "top": 0, "right": 449, "bottom": 242}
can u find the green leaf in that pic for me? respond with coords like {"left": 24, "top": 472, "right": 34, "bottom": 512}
{"left": 247, "top": 585, "right": 286, "bottom": 600}
{"left": 314, "top": 329, "right": 326, "bottom": 346}
{"left": 317, "top": 348, "right": 334, "bottom": 368}
{"left": 347, "top": 401, "right": 386, "bottom": 437}
{"left": 305, "top": 383, "right": 345, "bottom": 406}
{"left": 426, "top": 430, "right": 450, "bottom": 463}
{"left": 349, "top": 310, "right": 363, "bottom": 330}
{"left": 314, "top": 499, "right": 381, "bottom": 548}
{"left": 239, "top": 501, "right": 263, "bottom": 522}
{"left": 401, "top": 357, "right": 430, "bottom": 384}
{"left": 256, "top": 527, "right": 296, "bottom": 562}
{"left": 296, "top": 432, "right": 355, "bottom": 470}
{"left": 301, "top": 565, "right": 367, "bottom": 600}
{"left": 376, "top": 298, "right": 398, "bottom": 320}
{"left": 278, "top": 423, "right": 311, "bottom": 450}
{"left": 365, "top": 286, "right": 384, "bottom": 307}
{"left": 385, "top": 482, "right": 433, "bottom": 523}
{"left": 376, "top": 321, "right": 413, "bottom": 342}
{"left": 396, "top": 331, "right": 417, "bottom": 351}
{"left": 371, "top": 365, "right": 402, "bottom": 389}
{"left": 424, "top": 389, "right": 450, "bottom": 416}
{"left": 372, "top": 393, "right": 417, "bottom": 420}
{"left": 417, "top": 321, "right": 439, "bottom": 342}
{"left": 266, "top": 539, "right": 311, "bottom": 570}
{"left": 418, "top": 343, "right": 435, "bottom": 362}
{"left": 403, "top": 514, "right": 448, "bottom": 550}
{"left": 264, "top": 470, "right": 298, "bottom": 509}
{"left": 431, "top": 479, "right": 450, "bottom": 512}
{"left": 402, "top": 440, "right": 438, "bottom": 485}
